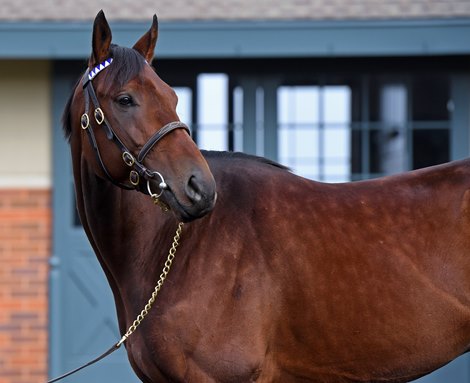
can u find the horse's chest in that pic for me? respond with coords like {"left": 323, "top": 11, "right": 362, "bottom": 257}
{"left": 128, "top": 302, "right": 267, "bottom": 382}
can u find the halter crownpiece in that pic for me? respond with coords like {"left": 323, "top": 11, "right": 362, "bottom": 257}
{"left": 88, "top": 58, "right": 113, "bottom": 81}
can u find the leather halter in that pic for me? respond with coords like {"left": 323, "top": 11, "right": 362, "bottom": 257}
{"left": 80, "top": 59, "right": 190, "bottom": 193}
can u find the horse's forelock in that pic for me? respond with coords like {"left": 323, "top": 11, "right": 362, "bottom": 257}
{"left": 62, "top": 44, "right": 146, "bottom": 142}
{"left": 101, "top": 44, "right": 146, "bottom": 94}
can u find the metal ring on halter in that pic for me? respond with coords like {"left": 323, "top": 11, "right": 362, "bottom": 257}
{"left": 146, "top": 171, "right": 168, "bottom": 199}
{"left": 122, "top": 151, "right": 135, "bottom": 167}
{"left": 94, "top": 108, "right": 105, "bottom": 125}
{"left": 81, "top": 113, "right": 90, "bottom": 130}
{"left": 129, "top": 170, "right": 140, "bottom": 186}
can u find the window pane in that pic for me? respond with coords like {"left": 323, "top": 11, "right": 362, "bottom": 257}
{"left": 197, "top": 73, "right": 228, "bottom": 150}
{"left": 233, "top": 86, "right": 244, "bottom": 152}
{"left": 277, "top": 85, "right": 351, "bottom": 182}
{"left": 324, "top": 86, "right": 351, "bottom": 182}
{"left": 377, "top": 84, "right": 408, "bottom": 175}
{"left": 324, "top": 86, "right": 351, "bottom": 124}
{"left": 173, "top": 87, "right": 192, "bottom": 127}
{"left": 278, "top": 86, "right": 319, "bottom": 124}
{"left": 278, "top": 86, "right": 320, "bottom": 179}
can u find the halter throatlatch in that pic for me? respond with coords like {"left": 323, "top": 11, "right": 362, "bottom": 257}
{"left": 80, "top": 58, "right": 191, "bottom": 204}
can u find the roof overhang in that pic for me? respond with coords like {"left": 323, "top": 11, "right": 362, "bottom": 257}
{"left": 1, "top": 18, "right": 470, "bottom": 59}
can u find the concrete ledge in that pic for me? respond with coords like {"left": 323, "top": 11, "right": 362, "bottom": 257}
{"left": 1, "top": 18, "right": 470, "bottom": 59}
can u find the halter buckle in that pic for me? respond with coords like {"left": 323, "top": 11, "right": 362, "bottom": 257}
{"left": 129, "top": 170, "right": 140, "bottom": 186}
{"left": 81, "top": 113, "right": 90, "bottom": 130}
{"left": 122, "top": 152, "right": 135, "bottom": 167}
{"left": 94, "top": 108, "right": 105, "bottom": 125}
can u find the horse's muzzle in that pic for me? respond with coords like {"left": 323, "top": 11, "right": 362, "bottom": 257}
{"left": 150, "top": 172, "right": 216, "bottom": 222}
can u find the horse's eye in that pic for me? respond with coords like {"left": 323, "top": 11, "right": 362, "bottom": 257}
{"left": 117, "top": 95, "right": 134, "bottom": 106}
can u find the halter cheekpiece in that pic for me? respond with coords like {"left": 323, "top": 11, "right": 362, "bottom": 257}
{"left": 80, "top": 58, "right": 190, "bottom": 203}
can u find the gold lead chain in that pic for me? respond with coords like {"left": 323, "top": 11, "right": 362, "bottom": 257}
{"left": 116, "top": 222, "right": 184, "bottom": 347}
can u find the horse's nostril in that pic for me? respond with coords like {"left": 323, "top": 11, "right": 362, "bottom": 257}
{"left": 186, "top": 175, "right": 203, "bottom": 203}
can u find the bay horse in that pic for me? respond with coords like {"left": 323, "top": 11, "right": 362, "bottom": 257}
{"left": 63, "top": 10, "right": 470, "bottom": 383}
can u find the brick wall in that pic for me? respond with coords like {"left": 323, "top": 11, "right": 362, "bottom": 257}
{"left": 0, "top": 189, "right": 50, "bottom": 383}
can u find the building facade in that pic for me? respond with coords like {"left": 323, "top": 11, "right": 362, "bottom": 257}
{"left": 1, "top": 1, "right": 470, "bottom": 382}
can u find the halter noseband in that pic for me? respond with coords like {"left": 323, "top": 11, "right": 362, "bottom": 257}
{"left": 80, "top": 58, "right": 190, "bottom": 197}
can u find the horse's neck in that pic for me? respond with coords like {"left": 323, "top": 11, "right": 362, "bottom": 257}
{"left": 77, "top": 171, "right": 170, "bottom": 289}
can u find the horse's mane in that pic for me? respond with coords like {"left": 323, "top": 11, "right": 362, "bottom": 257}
{"left": 62, "top": 44, "right": 145, "bottom": 141}
{"left": 202, "top": 150, "right": 290, "bottom": 171}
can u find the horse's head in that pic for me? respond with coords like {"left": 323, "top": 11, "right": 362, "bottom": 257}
{"left": 64, "top": 10, "right": 216, "bottom": 222}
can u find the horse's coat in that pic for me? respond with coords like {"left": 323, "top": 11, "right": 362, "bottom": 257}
{"left": 64, "top": 11, "right": 470, "bottom": 383}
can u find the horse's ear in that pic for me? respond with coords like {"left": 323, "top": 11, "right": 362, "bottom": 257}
{"left": 132, "top": 15, "right": 158, "bottom": 63}
{"left": 90, "top": 10, "right": 112, "bottom": 67}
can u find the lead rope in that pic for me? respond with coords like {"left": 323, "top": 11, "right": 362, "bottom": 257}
{"left": 47, "top": 222, "right": 184, "bottom": 383}
{"left": 117, "top": 222, "right": 183, "bottom": 345}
